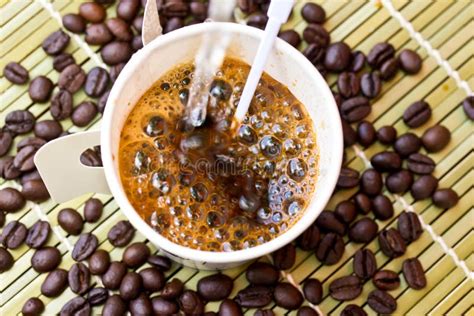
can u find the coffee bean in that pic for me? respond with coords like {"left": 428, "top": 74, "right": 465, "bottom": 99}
{"left": 162, "top": 0, "right": 189, "bottom": 17}
{"left": 329, "top": 275, "right": 362, "bottom": 301}
{"left": 432, "top": 188, "right": 459, "bottom": 209}
{"left": 246, "top": 261, "right": 279, "bottom": 286}
{"left": 360, "top": 72, "right": 381, "bottom": 99}
{"left": 303, "top": 24, "right": 330, "bottom": 47}
{"left": 3, "top": 62, "right": 29, "bottom": 84}
{"left": 218, "top": 299, "right": 242, "bottom": 316}
{"left": 353, "top": 248, "right": 376, "bottom": 280}
{"left": 341, "top": 119, "right": 357, "bottom": 147}
{"left": 117, "top": 0, "right": 140, "bottom": 20}
{"left": 324, "top": 42, "right": 352, "bottom": 72}
{"left": 85, "top": 23, "right": 113, "bottom": 45}
{"left": 341, "top": 304, "right": 367, "bottom": 316}
{"left": 58, "top": 208, "right": 84, "bottom": 235}
{"left": 335, "top": 200, "right": 357, "bottom": 224}
{"left": 88, "top": 249, "right": 110, "bottom": 275}
{"left": 41, "top": 269, "right": 68, "bottom": 297}
{"left": 122, "top": 242, "right": 150, "bottom": 268}
{"left": 0, "top": 130, "right": 13, "bottom": 156}
{"left": 368, "top": 289, "right": 397, "bottom": 314}
{"left": 53, "top": 53, "right": 75, "bottom": 72}
{"left": 357, "top": 121, "right": 376, "bottom": 147}
{"left": 407, "top": 153, "right": 435, "bottom": 174}
{"left": 279, "top": 30, "right": 301, "bottom": 48}
{"left": 254, "top": 309, "right": 275, "bottom": 316}
{"left": 101, "top": 41, "right": 132, "bottom": 65}
{"left": 403, "top": 100, "right": 431, "bottom": 127}
{"left": 151, "top": 296, "right": 179, "bottom": 315}
{"left": 179, "top": 290, "right": 205, "bottom": 314}
{"left": 132, "top": 15, "right": 144, "bottom": 33}
{"left": 296, "top": 223, "right": 321, "bottom": 250}
{"left": 274, "top": 282, "right": 304, "bottom": 310}
{"left": 147, "top": 254, "right": 172, "bottom": 271}
{"left": 22, "top": 178, "right": 49, "bottom": 201}
{"left": 303, "top": 278, "right": 322, "bottom": 304}
{"left": 402, "top": 257, "right": 426, "bottom": 289}
{"left": 119, "top": 271, "right": 142, "bottom": 301}
{"left": 367, "top": 42, "right": 395, "bottom": 69}
{"left": 350, "top": 51, "right": 366, "bottom": 73}
{"left": 371, "top": 151, "right": 402, "bottom": 172}
{"left": 63, "top": 13, "right": 86, "bottom": 33}
{"left": 110, "top": 63, "right": 126, "bottom": 82}
{"left": 422, "top": 125, "right": 450, "bottom": 152}
{"left": 79, "top": 2, "right": 106, "bottom": 22}
{"left": 5, "top": 110, "right": 35, "bottom": 134}
{"left": 80, "top": 147, "right": 103, "bottom": 167}
{"left": 87, "top": 287, "right": 109, "bottom": 306}
{"left": 0, "top": 188, "right": 26, "bottom": 212}
{"left": 13, "top": 145, "right": 37, "bottom": 172}
{"left": 83, "top": 198, "right": 103, "bottom": 223}
{"left": 272, "top": 242, "right": 296, "bottom": 270}
{"left": 1, "top": 220, "right": 27, "bottom": 249}
{"left": 386, "top": 169, "right": 413, "bottom": 193}
{"left": 340, "top": 96, "right": 371, "bottom": 123}
{"left": 109, "top": 221, "right": 135, "bottom": 248}
{"left": 337, "top": 72, "right": 360, "bottom": 98}
{"left": 102, "top": 261, "right": 127, "bottom": 290}
{"left": 411, "top": 174, "right": 438, "bottom": 200}
{"left": 303, "top": 44, "right": 325, "bottom": 65}
{"left": 337, "top": 167, "right": 359, "bottom": 188}
{"left": 372, "top": 194, "right": 394, "bottom": 220}
{"left": 378, "top": 228, "right": 406, "bottom": 258}
{"left": 72, "top": 232, "right": 98, "bottom": 261}
{"left": 42, "top": 30, "right": 70, "bottom": 55}
{"left": 197, "top": 273, "right": 233, "bottom": 301}
{"left": 72, "top": 101, "right": 98, "bottom": 127}
{"left": 31, "top": 246, "right": 61, "bottom": 272}
{"left": 161, "top": 278, "right": 184, "bottom": 300}
{"left": 130, "top": 293, "right": 153, "bottom": 315}
{"left": 397, "top": 211, "right": 423, "bottom": 243}
{"left": 190, "top": 2, "right": 207, "bottom": 20}
{"left": 51, "top": 90, "right": 73, "bottom": 120}
{"left": 69, "top": 262, "right": 91, "bottom": 294}
{"left": 34, "top": 120, "right": 63, "bottom": 141}
{"left": 301, "top": 2, "right": 325, "bottom": 23}
{"left": 354, "top": 192, "right": 371, "bottom": 214}
{"left": 462, "top": 96, "right": 474, "bottom": 120}
{"left": 237, "top": 0, "right": 258, "bottom": 14}
{"left": 379, "top": 58, "right": 398, "bottom": 80}
{"left": 398, "top": 49, "right": 422, "bottom": 74}
{"left": 28, "top": 76, "right": 54, "bottom": 102}
{"left": 315, "top": 210, "right": 346, "bottom": 235}
{"left": 98, "top": 89, "right": 110, "bottom": 113}
{"left": 26, "top": 220, "right": 50, "bottom": 248}
{"left": 164, "top": 17, "right": 185, "bottom": 33}
{"left": 316, "top": 232, "right": 344, "bottom": 265}
{"left": 103, "top": 294, "right": 127, "bottom": 316}
{"left": 235, "top": 286, "right": 273, "bottom": 308}
{"left": 22, "top": 297, "right": 45, "bottom": 316}
{"left": 59, "top": 64, "right": 86, "bottom": 93}
{"left": 376, "top": 125, "right": 397, "bottom": 144}
{"left": 139, "top": 267, "right": 165, "bottom": 292}
{"left": 0, "top": 212, "right": 5, "bottom": 228}
{"left": 372, "top": 270, "right": 400, "bottom": 291}
{"left": 85, "top": 67, "right": 109, "bottom": 97}
{"left": 60, "top": 296, "right": 90, "bottom": 316}
{"left": 394, "top": 133, "right": 421, "bottom": 157}
{"left": 360, "top": 169, "right": 382, "bottom": 196}
{"left": 349, "top": 217, "right": 378, "bottom": 243}
{"left": 132, "top": 35, "right": 143, "bottom": 51}
{"left": 0, "top": 247, "right": 14, "bottom": 272}
{"left": 105, "top": 17, "right": 133, "bottom": 41}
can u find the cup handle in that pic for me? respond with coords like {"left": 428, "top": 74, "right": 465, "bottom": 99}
{"left": 34, "top": 130, "right": 111, "bottom": 203}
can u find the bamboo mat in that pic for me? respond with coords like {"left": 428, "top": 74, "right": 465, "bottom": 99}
{"left": 1, "top": 0, "right": 473, "bottom": 315}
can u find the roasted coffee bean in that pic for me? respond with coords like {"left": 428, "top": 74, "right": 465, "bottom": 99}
{"left": 254, "top": 309, "right": 275, "bottom": 316}
{"left": 324, "top": 42, "right": 352, "bottom": 72}
{"left": 341, "top": 119, "right": 357, "bottom": 147}
{"left": 301, "top": 2, "right": 325, "bottom": 23}
{"left": 59, "top": 64, "right": 86, "bottom": 93}
{"left": 407, "top": 153, "right": 435, "bottom": 174}
{"left": 197, "top": 273, "right": 233, "bottom": 301}
{"left": 0, "top": 130, "right": 13, "bottom": 156}
{"left": 379, "top": 58, "right": 398, "bottom": 80}
{"left": 432, "top": 188, "right": 459, "bottom": 209}
{"left": 108, "top": 220, "right": 135, "bottom": 246}
{"left": 53, "top": 53, "right": 75, "bottom": 72}
{"left": 84, "top": 67, "right": 109, "bottom": 97}
{"left": 403, "top": 100, "right": 431, "bottom": 127}
{"left": 340, "top": 96, "right": 371, "bottom": 123}
{"left": 132, "top": 15, "right": 144, "bottom": 33}
{"left": 378, "top": 228, "right": 406, "bottom": 258}
{"left": 360, "top": 169, "right": 382, "bottom": 196}
{"left": 397, "top": 211, "right": 422, "bottom": 243}
{"left": 72, "top": 101, "right": 98, "bottom": 127}
{"left": 335, "top": 200, "right": 357, "bottom": 224}
{"left": 3, "top": 62, "right": 29, "bottom": 84}
{"left": 350, "top": 51, "right": 366, "bottom": 73}
{"left": 189, "top": 1, "right": 207, "bottom": 20}
{"left": 237, "top": 0, "right": 258, "bottom": 14}
{"left": 398, "top": 49, "right": 422, "bottom": 74}
{"left": 303, "top": 278, "right": 322, "bottom": 304}
{"left": 110, "top": 63, "right": 126, "bottom": 82}
{"left": 42, "top": 30, "right": 70, "bottom": 55}
{"left": 69, "top": 262, "right": 91, "bottom": 294}
{"left": 41, "top": 269, "right": 68, "bottom": 297}
{"left": 22, "top": 297, "right": 45, "bottom": 316}
{"left": 422, "top": 125, "right": 451, "bottom": 152}
{"left": 372, "top": 194, "right": 394, "bottom": 220}
{"left": 411, "top": 174, "right": 438, "bottom": 200}
{"left": 31, "top": 246, "right": 61, "bottom": 272}
{"left": 329, "top": 275, "right": 362, "bottom": 301}
{"left": 367, "top": 42, "right": 395, "bottom": 69}
{"left": 63, "top": 13, "right": 86, "bottom": 33}
{"left": 102, "top": 261, "right": 127, "bottom": 290}
{"left": 147, "top": 254, "right": 172, "bottom": 271}
{"left": 371, "top": 151, "right": 402, "bottom": 172}
{"left": 85, "top": 23, "right": 113, "bottom": 45}
{"left": 1, "top": 220, "right": 27, "bottom": 249}
{"left": 376, "top": 125, "right": 397, "bottom": 144}
{"left": 164, "top": 17, "right": 185, "bottom": 33}
{"left": 394, "top": 133, "right": 422, "bottom": 157}
{"left": 179, "top": 290, "right": 205, "bottom": 315}
{"left": 26, "top": 220, "right": 50, "bottom": 248}
{"left": 349, "top": 217, "right": 378, "bottom": 243}
{"left": 386, "top": 169, "right": 413, "bottom": 193}
{"left": 353, "top": 248, "right": 376, "bottom": 280}
{"left": 130, "top": 293, "right": 153, "bottom": 315}
{"left": 98, "top": 89, "right": 110, "bottom": 113}
{"left": 303, "top": 44, "right": 325, "bottom": 65}
{"left": 315, "top": 210, "right": 346, "bottom": 235}
{"left": 296, "top": 223, "right": 320, "bottom": 250}
{"left": 337, "top": 72, "right": 360, "bottom": 98}
{"left": 218, "top": 299, "right": 242, "bottom": 316}
{"left": 72, "top": 232, "right": 98, "bottom": 261}
{"left": 0, "top": 188, "right": 25, "bottom": 212}
{"left": 403, "top": 258, "right": 426, "bottom": 289}
{"left": 235, "top": 286, "right": 273, "bottom": 308}
{"left": 131, "top": 35, "right": 143, "bottom": 51}
{"left": 22, "top": 177, "right": 49, "bottom": 200}
{"left": 274, "top": 282, "right": 303, "bottom": 310}
{"left": 87, "top": 287, "right": 109, "bottom": 305}
{"left": 117, "top": 0, "right": 140, "bottom": 20}
{"left": 302, "top": 24, "right": 330, "bottom": 47}
{"left": 357, "top": 121, "right": 376, "bottom": 147}
{"left": 83, "top": 198, "right": 103, "bottom": 223}
{"left": 316, "top": 232, "right": 344, "bottom": 265}
{"left": 17, "top": 137, "right": 46, "bottom": 151}
{"left": 60, "top": 296, "right": 90, "bottom": 316}
{"left": 0, "top": 211, "right": 5, "bottom": 228}
{"left": 101, "top": 41, "right": 132, "bottom": 65}
{"left": 279, "top": 30, "right": 301, "bottom": 48}
{"left": 5, "top": 110, "right": 35, "bottom": 134}
{"left": 13, "top": 145, "right": 37, "bottom": 172}
{"left": 88, "top": 249, "right": 110, "bottom": 275}
{"left": 80, "top": 147, "right": 102, "bottom": 167}
{"left": 367, "top": 289, "right": 397, "bottom": 314}
{"left": 0, "top": 247, "right": 14, "bottom": 272}
{"left": 360, "top": 72, "right": 381, "bottom": 99}
{"left": 337, "top": 167, "right": 359, "bottom": 188}
{"left": 139, "top": 267, "right": 165, "bottom": 292}
{"left": 162, "top": 0, "right": 189, "bottom": 17}
{"left": 151, "top": 296, "right": 179, "bottom": 315}
{"left": 272, "top": 243, "right": 296, "bottom": 270}
{"left": 463, "top": 96, "right": 474, "bottom": 120}
{"left": 341, "top": 304, "right": 367, "bottom": 316}
{"left": 103, "top": 294, "right": 127, "bottom": 316}
{"left": 372, "top": 270, "right": 400, "bottom": 291}
{"left": 247, "top": 13, "right": 268, "bottom": 29}
{"left": 58, "top": 208, "right": 84, "bottom": 235}
{"left": 34, "top": 120, "right": 63, "bottom": 141}
{"left": 106, "top": 18, "right": 133, "bottom": 41}
{"left": 29, "top": 76, "right": 53, "bottom": 102}
{"left": 246, "top": 261, "right": 279, "bottom": 286}
{"left": 122, "top": 242, "right": 150, "bottom": 268}
{"left": 354, "top": 192, "right": 371, "bottom": 214}
{"left": 119, "top": 271, "right": 142, "bottom": 300}
{"left": 80, "top": 2, "right": 106, "bottom": 22}
{"left": 161, "top": 278, "right": 184, "bottom": 300}
{"left": 50, "top": 89, "right": 73, "bottom": 120}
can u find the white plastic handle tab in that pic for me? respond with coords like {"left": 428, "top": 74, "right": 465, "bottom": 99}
{"left": 142, "top": 0, "right": 162, "bottom": 46}
{"left": 34, "top": 130, "right": 110, "bottom": 203}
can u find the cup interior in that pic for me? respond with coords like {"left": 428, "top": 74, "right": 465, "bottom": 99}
{"left": 102, "top": 22, "right": 343, "bottom": 267}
